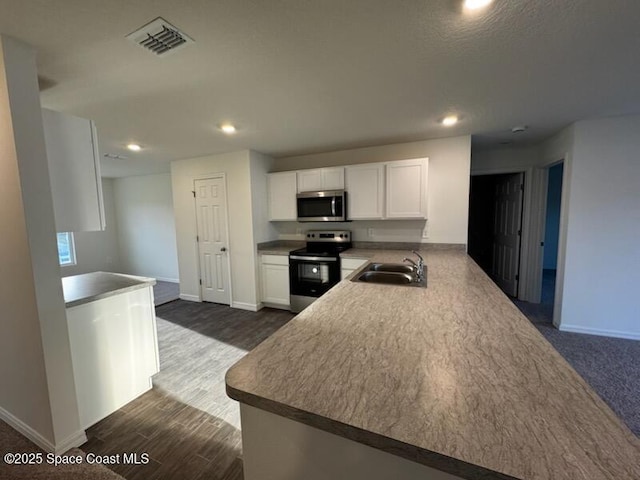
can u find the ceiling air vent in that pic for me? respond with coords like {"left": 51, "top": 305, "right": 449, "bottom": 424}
{"left": 126, "top": 17, "right": 194, "bottom": 56}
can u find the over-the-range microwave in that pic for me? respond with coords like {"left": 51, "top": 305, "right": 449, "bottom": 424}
{"left": 296, "top": 190, "right": 347, "bottom": 222}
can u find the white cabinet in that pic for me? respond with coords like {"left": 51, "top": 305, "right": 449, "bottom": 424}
{"left": 42, "top": 108, "right": 105, "bottom": 232}
{"left": 345, "top": 163, "right": 385, "bottom": 219}
{"left": 340, "top": 257, "right": 369, "bottom": 280}
{"left": 66, "top": 286, "right": 159, "bottom": 429}
{"left": 385, "top": 158, "right": 428, "bottom": 219}
{"left": 261, "top": 254, "right": 290, "bottom": 309}
{"left": 297, "top": 167, "right": 344, "bottom": 193}
{"left": 268, "top": 172, "right": 297, "bottom": 221}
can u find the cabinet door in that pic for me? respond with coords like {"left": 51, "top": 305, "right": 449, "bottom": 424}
{"left": 261, "top": 263, "right": 290, "bottom": 306}
{"left": 385, "top": 158, "right": 428, "bottom": 219}
{"left": 297, "top": 169, "right": 323, "bottom": 193}
{"left": 345, "top": 163, "right": 385, "bottom": 219}
{"left": 321, "top": 167, "right": 345, "bottom": 190}
{"left": 42, "top": 108, "right": 105, "bottom": 232}
{"left": 268, "top": 172, "right": 298, "bottom": 220}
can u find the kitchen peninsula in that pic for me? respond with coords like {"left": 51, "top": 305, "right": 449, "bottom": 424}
{"left": 62, "top": 272, "right": 159, "bottom": 429}
{"left": 226, "top": 248, "right": 640, "bottom": 480}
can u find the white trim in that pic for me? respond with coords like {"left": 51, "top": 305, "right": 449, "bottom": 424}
{"left": 232, "top": 301, "right": 261, "bottom": 312}
{"left": 0, "top": 406, "right": 87, "bottom": 454}
{"left": 53, "top": 430, "right": 88, "bottom": 454}
{"left": 261, "top": 302, "right": 291, "bottom": 311}
{"left": 154, "top": 276, "right": 179, "bottom": 283}
{"left": 558, "top": 324, "right": 640, "bottom": 341}
{"left": 179, "top": 293, "right": 200, "bottom": 302}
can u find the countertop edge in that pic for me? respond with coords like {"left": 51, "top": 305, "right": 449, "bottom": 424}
{"left": 65, "top": 274, "right": 156, "bottom": 308}
{"left": 225, "top": 383, "right": 518, "bottom": 480}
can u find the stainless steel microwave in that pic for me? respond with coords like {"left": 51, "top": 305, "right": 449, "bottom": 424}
{"left": 296, "top": 190, "right": 347, "bottom": 222}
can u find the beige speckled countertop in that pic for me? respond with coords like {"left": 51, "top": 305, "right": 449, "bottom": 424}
{"left": 62, "top": 272, "right": 156, "bottom": 308}
{"left": 257, "top": 240, "right": 304, "bottom": 255}
{"left": 226, "top": 249, "right": 640, "bottom": 480}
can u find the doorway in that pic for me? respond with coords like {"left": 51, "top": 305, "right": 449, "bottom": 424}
{"left": 194, "top": 176, "right": 231, "bottom": 305}
{"left": 541, "top": 162, "right": 564, "bottom": 320}
{"left": 468, "top": 172, "right": 525, "bottom": 297}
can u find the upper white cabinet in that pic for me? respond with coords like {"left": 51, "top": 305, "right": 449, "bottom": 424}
{"left": 268, "top": 171, "right": 297, "bottom": 221}
{"left": 385, "top": 158, "right": 428, "bottom": 219}
{"left": 297, "top": 167, "right": 344, "bottom": 193}
{"left": 42, "top": 108, "right": 105, "bottom": 232}
{"left": 345, "top": 163, "right": 385, "bottom": 219}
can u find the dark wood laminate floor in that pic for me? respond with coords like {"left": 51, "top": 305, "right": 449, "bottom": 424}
{"left": 81, "top": 301, "right": 294, "bottom": 480}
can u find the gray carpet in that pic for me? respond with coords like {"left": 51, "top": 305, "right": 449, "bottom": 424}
{"left": 512, "top": 269, "right": 640, "bottom": 437}
{"left": 0, "top": 420, "right": 124, "bottom": 479}
{"left": 153, "top": 281, "right": 180, "bottom": 307}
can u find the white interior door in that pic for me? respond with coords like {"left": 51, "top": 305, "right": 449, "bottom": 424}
{"left": 195, "top": 177, "right": 230, "bottom": 304}
{"left": 492, "top": 173, "right": 524, "bottom": 297}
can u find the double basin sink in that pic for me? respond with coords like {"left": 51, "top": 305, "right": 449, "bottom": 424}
{"left": 352, "top": 263, "right": 427, "bottom": 288}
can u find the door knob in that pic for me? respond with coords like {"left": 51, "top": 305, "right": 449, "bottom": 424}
{"left": 220, "top": 247, "right": 227, "bottom": 252}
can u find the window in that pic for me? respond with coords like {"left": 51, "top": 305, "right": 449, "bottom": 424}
{"left": 57, "top": 232, "right": 76, "bottom": 266}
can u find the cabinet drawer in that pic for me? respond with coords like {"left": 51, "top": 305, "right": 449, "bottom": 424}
{"left": 261, "top": 254, "right": 290, "bottom": 266}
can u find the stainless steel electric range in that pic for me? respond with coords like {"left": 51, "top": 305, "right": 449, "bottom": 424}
{"left": 289, "top": 230, "right": 352, "bottom": 313}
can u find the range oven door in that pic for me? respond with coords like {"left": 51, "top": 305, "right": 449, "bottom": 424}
{"left": 289, "top": 255, "right": 340, "bottom": 299}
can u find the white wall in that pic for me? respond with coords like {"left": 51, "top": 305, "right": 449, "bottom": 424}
{"left": 0, "top": 35, "right": 82, "bottom": 450}
{"left": 113, "top": 174, "right": 179, "bottom": 282}
{"left": 558, "top": 115, "right": 640, "bottom": 339}
{"left": 61, "top": 178, "right": 121, "bottom": 277}
{"left": 471, "top": 144, "right": 542, "bottom": 172}
{"left": 171, "top": 150, "right": 264, "bottom": 308}
{"left": 273, "top": 136, "right": 472, "bottom": 244}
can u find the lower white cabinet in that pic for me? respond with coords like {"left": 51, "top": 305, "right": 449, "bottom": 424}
{"left": 261, "top": 254, "right": 290, "bottom": 309}
{"left": 340, "top": 257, "right": 369, "bottom": 280}
{"left": 66, "top": 286, "right": 159, "bottom": 429}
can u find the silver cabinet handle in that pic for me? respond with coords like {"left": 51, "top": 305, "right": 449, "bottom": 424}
{"left": 221, "top": 247, "right": 227, "bottom": 252}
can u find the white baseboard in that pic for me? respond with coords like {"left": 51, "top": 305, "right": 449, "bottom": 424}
{"left": 155, "top": 276, "right": 179, "bottom": 283}
{"left": 232, "top": 301, "right": 260, "bottom": 312}
{"left": 54, "top": 430, "right": 88, "bottom": 454}
{"left": 558, "top": 324, "right": 640, "bottom": 341}
{"left": 179, "top": 294, "right": 200, "bottom": 302}
{"left": 0, "top": 405, "right": 86, "bottom": 454}
{"left": 262, "top": 302, "right": 291, "bottom": 311}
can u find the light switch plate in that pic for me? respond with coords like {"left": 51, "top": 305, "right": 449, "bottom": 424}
{"left": 367, "top": 228, "right": 374, "bottom": 237}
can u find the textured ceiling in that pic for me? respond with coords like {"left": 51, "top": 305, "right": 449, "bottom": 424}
{"left": 1, "top": 0, "right": 639, "bottom": 176}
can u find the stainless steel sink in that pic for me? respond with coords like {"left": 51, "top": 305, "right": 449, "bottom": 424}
{"left": 356, "top": 271, "right": 415, "bottom": 285}
{"left": 352, "top": 262, "right": 427, "bottom": 288}
{"left": 367, "top": 263, "right": 415, "bottom": 274}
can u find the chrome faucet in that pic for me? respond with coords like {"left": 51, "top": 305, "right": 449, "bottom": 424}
{"left": 403, "top": 251, "right": 425, "bottom": 282}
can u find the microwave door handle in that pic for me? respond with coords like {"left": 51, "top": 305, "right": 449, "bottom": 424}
{"left": 331, "top": 197, "right": 336, "bottom": 217}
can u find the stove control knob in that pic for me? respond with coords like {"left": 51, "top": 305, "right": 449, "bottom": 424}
{"left": 339, "top": 234, "right": 344, "bottom": 238}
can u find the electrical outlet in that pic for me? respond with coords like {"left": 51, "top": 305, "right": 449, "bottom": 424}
{"left": 421, "top": 227, "right": 428, "bottom": 239}
{"left": 296, "top": 228, "right": 302, "bottom": 235}
{"left": 367, "top": 228, "right": 374, "bottom": 237}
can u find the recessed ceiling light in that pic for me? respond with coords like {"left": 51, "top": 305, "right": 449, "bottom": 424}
{"left": 463, "top": 0, "right": 493, "bottom": 10}
{"left": 441, "top": 115, "right": 459, "bottom": 127}
{"left": 220, "top": 124, "right": 237, "bottom": 134}
{"left": 127, "top": 143, "right": 142, "bottom": 152}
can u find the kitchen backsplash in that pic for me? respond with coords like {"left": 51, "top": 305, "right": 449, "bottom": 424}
{"left": 273, "top": 220, "right": 429, "bottom": 243}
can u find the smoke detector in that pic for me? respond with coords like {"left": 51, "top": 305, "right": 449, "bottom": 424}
{"left": 126, "top": 17, "right": 194, "bottom": 56}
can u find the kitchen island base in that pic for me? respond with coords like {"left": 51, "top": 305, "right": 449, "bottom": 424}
{"left": 65, "top": 276, "right": 159, "bottom": 429}
{"left": 240, "top": 404, "right": 464, "bottom": 480}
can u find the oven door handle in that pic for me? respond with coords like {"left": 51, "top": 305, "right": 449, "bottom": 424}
{"left": 331, "top": 196, "right": 336, "bottom": 217}
{"left": 290, "top": 256, "right": 338, "bottom": 262}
